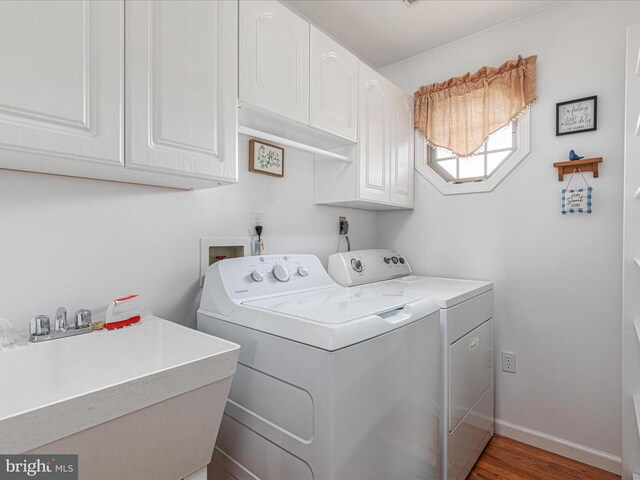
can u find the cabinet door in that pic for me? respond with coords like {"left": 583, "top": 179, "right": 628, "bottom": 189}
{"left": 389, "top": 88, "right": 415, "bottom": 207}
{"left": 240, "top": 0, "right": 310, "bottom": 124}
{"left": 0, "top": 1, "right": 123, "bottom": 167}
{"left": 358, "top": 63, "right": 390, "bottom": 204}
{"left": 126, "top": 0, "right": 237, "bottom": 183}
{"left": 310, "top": 27, "right": 358, "bottom": 141}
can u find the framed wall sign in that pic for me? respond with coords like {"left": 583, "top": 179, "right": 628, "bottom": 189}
{"left": 249, "top": 139, "right": 284, "bottom": 177}
{"left": 556, "top": 95, "right": 597, "bottom": 136}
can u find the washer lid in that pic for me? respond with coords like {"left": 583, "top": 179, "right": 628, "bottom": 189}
{"left": 244, "top": 286, "right": 422, "bottom": 324}
{"left": 227, "top": 286, "right": 440, "bottom": 351}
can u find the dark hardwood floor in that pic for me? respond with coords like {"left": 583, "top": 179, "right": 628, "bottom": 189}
{"left": 467, "top": 435, "right": 620, "bottom": 480}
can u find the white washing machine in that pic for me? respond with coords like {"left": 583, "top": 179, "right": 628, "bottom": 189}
{"left": 197, "top": 254, "right": 441, "bottom": 480}
{"left": 328, "top": 249, "right": 494, "bottom": 480}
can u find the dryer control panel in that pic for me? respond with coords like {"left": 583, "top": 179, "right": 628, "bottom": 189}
{"left": 328, "top": 249, "right": 413, "bottom": 287}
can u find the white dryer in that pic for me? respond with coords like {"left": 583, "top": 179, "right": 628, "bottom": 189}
{"left": 198, "top": 254, "right": 441, "bottom": 480}
{"left": 328, "top": 249, "right": 494, "bottom": 480}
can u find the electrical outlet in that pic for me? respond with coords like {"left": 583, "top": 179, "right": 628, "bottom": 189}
{"left": 502, "top": 351, "right": 517, "bottom": 373}
{"left": 339, "top": 216, "right": 348, "bottom": 235}
{"left": 249, "top": 212, "right": 264, "bottom": 234}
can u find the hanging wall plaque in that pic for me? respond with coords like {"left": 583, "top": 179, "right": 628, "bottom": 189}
{"left": 561, "top": 169, "right": 592, "bottom": 214}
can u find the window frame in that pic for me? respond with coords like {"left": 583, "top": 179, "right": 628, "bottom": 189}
{"left": 428, "top": 120, "right": 518, "bottom": 183}
{"left": 415, "top": 110, "right": 531, "bottom": 195}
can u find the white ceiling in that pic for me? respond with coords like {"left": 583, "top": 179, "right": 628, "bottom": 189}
{"left": 283, "top": 0, "right": 559, "bottom": 68}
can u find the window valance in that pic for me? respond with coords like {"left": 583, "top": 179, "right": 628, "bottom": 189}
{"left": 414, "top": 55, "right": 537, "bottom": 157}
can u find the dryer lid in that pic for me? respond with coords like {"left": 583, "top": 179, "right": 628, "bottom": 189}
{"left": 360, "top": 276, "right": 492, "bottom": 309}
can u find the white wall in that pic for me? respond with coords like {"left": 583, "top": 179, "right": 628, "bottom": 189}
{"left": 379, "top": 0, "right": 640, "bottom": 464}
{"left": 0, "top": 135, "right": 378, "bottom": 332}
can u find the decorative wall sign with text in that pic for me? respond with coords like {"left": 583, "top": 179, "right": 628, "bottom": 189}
{"left": 556, "top": 95, "right": 597, "bottom": 136}
{"left": 561, "top": 169, "right": 592, "bottom": 214}
{"left": 561, "top": 187, "right": 592, "bottom": 214}
{"left": 249, "top": 139, "right": 284, "bottom": 177}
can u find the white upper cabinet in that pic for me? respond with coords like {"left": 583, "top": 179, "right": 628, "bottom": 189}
{"left": 310, "top": 27, "right": 358, "bottom": 142}
{"left": 358, "top": 62, "right": 391, "bottom": 204}
{"left": 314, "top": 61, "right": 414, "bottom": 210}
{"left": 0, "top": 0, "right": 237, "bottom": 189}
{"left": 389, "top": 88, "right": 415, "bottom": 207}
{"left": 126, "top": 0, "right": 237, "bottom": 184}
{"left": 0, "top": 0, "right": 123, "bottom": 167}
{"left": 240, "top": 0, "right": 310, "bottom": 124}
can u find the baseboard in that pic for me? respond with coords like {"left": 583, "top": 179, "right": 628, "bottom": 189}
{"left": 494, "top": 418, "right": 622, "bottom": 475}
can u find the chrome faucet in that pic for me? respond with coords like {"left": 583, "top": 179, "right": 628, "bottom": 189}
{"left": 30, "top": 307, "right": 93, "bottom": 343}
{"left": 54, "top": 307, "right": 67, "bottom": 332}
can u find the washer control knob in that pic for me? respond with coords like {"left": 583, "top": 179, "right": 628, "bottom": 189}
{"left": 391, "top": 257, "right": 399, "bottom": 264}
{"left": 398, "top": 257, "right": 405, "bottom": 264}
{"left": 383, "top": 257, "right": 391, "bottom": 264}
{"left": 273, "top": 264, "right": 290, "bottom": 282}
{"left": 251, "top": 270, "right": 264, "bottom": 282}
{"left": 297, "top": 267, "right": 309, "bottom": 277}
{"left": 351, "top": 258, "right": 363, "bottom": 273}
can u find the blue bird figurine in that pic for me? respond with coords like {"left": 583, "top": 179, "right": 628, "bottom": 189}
{"left": 569, "top": 149, "right": 584, "bottom": 161}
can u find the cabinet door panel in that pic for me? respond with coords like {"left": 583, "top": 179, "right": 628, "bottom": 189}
{"left": 240, "top": 0, "right": 309, "bottom": 124}
{"left": 0, "top": 0, "right": 123, "bottom": 166}
{"left": 126, "top": 0, "right": 237, "bottom": 182}
{"left": 390, "top": 89, "right": 415, "bottom": 207}
{"left": 358, "top": 63, "right": 389, "bottom": 203}
{"left": 310, "top": 27, "right": 357, "bottom": 141}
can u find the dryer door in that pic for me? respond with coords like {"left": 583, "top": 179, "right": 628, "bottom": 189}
{"left": 449, "top": 318, "right": 493, "bottom": 432}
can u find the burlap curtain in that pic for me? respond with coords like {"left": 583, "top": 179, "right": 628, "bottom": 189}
{"left": 414, "top": 55, "right": 537, "bottom": 157}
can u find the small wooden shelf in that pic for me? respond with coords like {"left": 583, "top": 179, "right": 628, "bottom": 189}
{"left": 553, "top": 157, "right": 603, "bottom": 181}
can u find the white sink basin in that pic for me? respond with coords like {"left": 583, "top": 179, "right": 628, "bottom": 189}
{"left": 0, "top": 315, "right": 239, "bottom": 479}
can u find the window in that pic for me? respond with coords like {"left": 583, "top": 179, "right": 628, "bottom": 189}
{"left": 429, "top": 121, "right": 517, "bottom": 183}
{"left": 415, "top": 110, "right": 531, "bottom": 195}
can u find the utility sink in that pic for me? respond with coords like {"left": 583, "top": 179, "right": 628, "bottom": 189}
{"left": 0, "top": 315, "right": 239, "bottom": 480}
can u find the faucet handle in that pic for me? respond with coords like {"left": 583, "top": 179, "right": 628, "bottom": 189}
{"left": 74, "top": 309, "right": 92, "bottom": 329}
{"left": 54, "top": 307, "right": 67, "bottom": 332}
{"left": 30, "top": 315, "right": 50, "bottom": 336}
